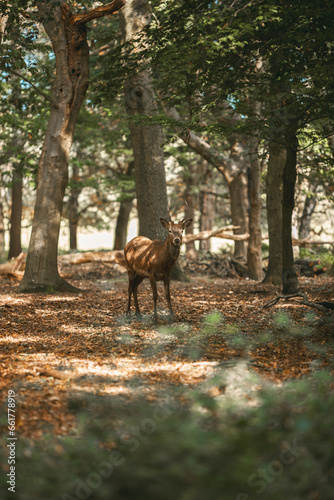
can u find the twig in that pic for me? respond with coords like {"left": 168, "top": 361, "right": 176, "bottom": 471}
{"left": 7, "top": 68, "right": 59, "bottom": 109}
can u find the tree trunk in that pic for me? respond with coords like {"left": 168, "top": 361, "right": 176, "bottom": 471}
{"left": 247, "top": 139, "right": 263, "bottom": 280}
{"left": 0, "top": 186, "right": 5, "bottom": 262}
{"left": 184, "top": 160, "right": 198, "bottom": 259}
{"left": 165, "top": 106, "right": 251, "bottom": 264}
{"left": 68, "top": 163, "right": 81, "bottom": 251}
{"left": 263, "top": 139, "right": 286, "bottom": 285}
{"left": 229, "top": 171, "right": 249, "bottom": 261}
{"left": 113, "top": 161, "right": 135, "bottom": 250}
{"left": 8, "top": 166, "right": 23, "bottom": 259}
{"left": 114, "top": 199, "right": 133, "bottom": 250}
{"left": 18, "top": 0, "right": 124, "bottom": 292}
{"left": 120, "top": 1, "right": 169, "bottom": 240}
{"left": 299, "top": 185, "right": 317, "bottom": 239}
{"left": 199, "top": 160, "right": 215, "bottom": 253}
{"left": 282, "top": 130, "right": 299, "bottom": 294}
{"left": 120, "top": 0, "right": 187, "bottom": 281}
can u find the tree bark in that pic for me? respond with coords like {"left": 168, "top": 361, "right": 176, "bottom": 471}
{"left": 120, "top": 1, "right": 169, "bottom": 240}
{"left": 113, "top": 162, "right": 135, "bottom": 250}
{"left": 247, "top": 138, "right": 263, "bottom": 280}
{"left": 8, "top": 166, "right": 23, "bottom": 259}
{"left": 299, "top": 185, "right": 317, "bottom": 239}
{"left": 229, "top": 170, "right": 249, "bottom": 261}
{"left": 263, "top": 139, "right": 286, "bottom": 285}
{"left": 113, "top": 199, "right": 133, "bottom": 250}
{"left": 199, "top": 160, "right": 215, "bottom": 253}
{"left": 0, "top": 186, "right": 5, "bottom": 262}
{"left": 282, "top": 130, "right": 299, "bottom": 294}
{"left": 184, "top": 160, "right": 198, "bottom": 259}
{"left": 18, "top": 0, "right": 124, "bottom": 292}
{"left": 120, "top": 0, "right": 187, "bottom": 281}
{"left": 68, "top": 163, "right": 81, "bottom": 251}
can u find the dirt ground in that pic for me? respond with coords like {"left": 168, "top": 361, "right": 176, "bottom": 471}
{"left": 0, "top": 261, "right": 333, "bottom": 440}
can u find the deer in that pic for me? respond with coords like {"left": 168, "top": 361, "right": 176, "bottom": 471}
{"left": 124, "top": 214, "right": 193, "bottom": 321}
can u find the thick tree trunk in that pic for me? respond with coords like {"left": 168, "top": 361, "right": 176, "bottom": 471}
{"left": 263, "top": 139, "right": 286, "bottom": 285}
{"left": 18, "top": 1, "right": 89, "bottom": 292}
{"left": 18, "top": 0, "right": 124, "bottom": 292}
{"left": 120, "top": 1, "right": 169, "bottom": 241}
{"left": 247, "top": 139, "right": 263, "bottom": 280}
{"left": 282, "top": 130, "right": 299, "bottom": 294}
{"left": 120, "top": 0, "right": 187, "bottom": 281}
{"left": 8, "top": 167, "right": 23, "bottom": 259}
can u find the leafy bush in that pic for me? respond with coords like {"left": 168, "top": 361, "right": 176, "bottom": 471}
{"left": 1, "top": 368, "right": 334, "bottom": 500}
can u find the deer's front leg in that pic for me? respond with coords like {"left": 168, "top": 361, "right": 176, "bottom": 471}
{"left": 126, "top": 272, "right": 135, "bottom": 315}
{"left": 164, "top": 278, "right": 173, "bottom": 320}
{"left": 149, "top": 275, "right": 158, "bottom": 321}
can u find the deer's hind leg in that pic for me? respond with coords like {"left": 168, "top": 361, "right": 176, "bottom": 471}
{"left": 132, "top": 274, "right": 145, "bottom": 318}
{"left": 149, "top": 275, "right": 159, "bottom": 322}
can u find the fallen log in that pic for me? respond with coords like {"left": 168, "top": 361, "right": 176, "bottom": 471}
{"left": 0, "top": 252, "right": 26, "bottom": 277}
{"left": 58, "top": 250, "right": 127, "bottom": 268}
{"left": 183, "top": 226, "right": 249, "bottom": 244}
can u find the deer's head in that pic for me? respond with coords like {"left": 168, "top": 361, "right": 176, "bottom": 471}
{"left": 160, "top": 218, "right": 193, "bottom": 246}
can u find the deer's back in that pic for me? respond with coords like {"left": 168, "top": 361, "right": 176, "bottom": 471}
{"left": 124, "top": 236, "right": 172, "bottom": 279}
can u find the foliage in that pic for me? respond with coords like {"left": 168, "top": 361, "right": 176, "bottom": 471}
{"left": 1, "top": 369, "right": 333, "bottom": 499}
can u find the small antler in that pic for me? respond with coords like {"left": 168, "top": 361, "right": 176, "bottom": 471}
{"left": 180, "top": 200, "right": 190, "bottom": 223}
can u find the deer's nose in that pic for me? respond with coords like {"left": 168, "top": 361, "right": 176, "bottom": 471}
{"left": 174, "top": 237, "right": 181, "bottom": 245}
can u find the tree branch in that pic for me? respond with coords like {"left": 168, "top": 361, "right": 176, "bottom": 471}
{"left": 165, "top": 107, "right": 234, "bottom": 184}
{"left": 7, "top": 68, "right": 59, "bottom": 109}
{"left": 70, "top": 0, "right": 125, "bottom": 25}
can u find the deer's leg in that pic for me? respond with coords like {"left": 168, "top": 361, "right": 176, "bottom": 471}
{"left": 133, "top": 275, "right": 144, "bottom": 318}
{"left": 164, "top": 278, "right": 173, "bottom": 319}
{"left": 149, "top": 275, "right": 158, "bottom": 321}
{"left": 127, "top": 272, "right": 136, "bottom": 315}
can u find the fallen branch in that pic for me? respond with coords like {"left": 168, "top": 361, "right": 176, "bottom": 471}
{"left": 292, "top": 238, "right": 334, "bottom": 247}
{"left": 263, "top": 293, "right": 330, "bottom": 313}
{"left": 183, "top": 226, "right": 249, "bottom": 244}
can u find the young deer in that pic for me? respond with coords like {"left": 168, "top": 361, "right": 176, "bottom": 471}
{"left": 124, "top": 217, "right": 192, "bottom": 320}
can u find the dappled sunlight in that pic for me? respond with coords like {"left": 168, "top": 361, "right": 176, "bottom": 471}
{"left": 0, "top": 274, "right": 333, "bottom": 441}
{"left": 0, "top": 335, "right": 42, "bottom": 344}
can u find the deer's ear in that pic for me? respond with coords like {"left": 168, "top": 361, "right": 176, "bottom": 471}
{"left": 183, "top": 219, "right": 193, "bottom": 229}
{"left": 160, "top": 218, "right": 170, "bottom": 229}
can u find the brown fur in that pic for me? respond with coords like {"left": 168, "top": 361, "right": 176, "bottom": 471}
{"left": 124, "top": 218, "right": 192, "bottom": 320}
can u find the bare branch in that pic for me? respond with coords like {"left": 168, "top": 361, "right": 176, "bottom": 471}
{"left": 70, "top": 0, "right": 125, "bottom": 25}
{"left": 7, "top": 68, "right": 59, "bottom": 109}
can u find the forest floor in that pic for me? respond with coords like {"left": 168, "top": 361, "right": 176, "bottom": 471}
{"left": 0, "top": 260, "right": 333, "bottom": 441}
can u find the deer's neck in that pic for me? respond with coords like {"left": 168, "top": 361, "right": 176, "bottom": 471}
{"left": 166, "top": 237, "right": 180, "bottom": 262}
